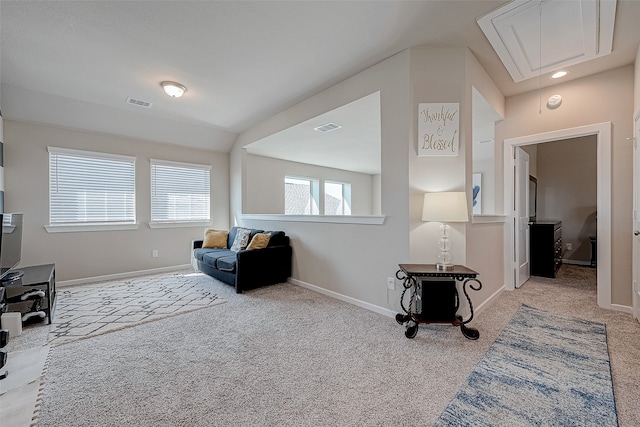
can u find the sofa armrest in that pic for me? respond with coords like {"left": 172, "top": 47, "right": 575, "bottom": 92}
{"left": 192, "top": 239, "right": 204, "bottom": 250}
{"left": 235, "top": 245, "right": 292, "bottom": 292}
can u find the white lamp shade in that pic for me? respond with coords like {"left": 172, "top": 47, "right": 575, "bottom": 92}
{"left": 422, "top": 192, "right": 469, "bottom": 223}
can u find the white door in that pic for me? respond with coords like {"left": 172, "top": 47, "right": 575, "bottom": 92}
{"left": 633, "top": 113, "right": 640, "bottom": 321}
{"left": 515, "top": 147, "right": 531, "bottom": 288}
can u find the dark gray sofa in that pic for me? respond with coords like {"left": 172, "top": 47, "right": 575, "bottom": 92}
{"left": 192, "top": 226, "right": 292, "bottom": 293}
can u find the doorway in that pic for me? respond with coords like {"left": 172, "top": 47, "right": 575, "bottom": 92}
{"left": 503, "top": 123, "right": 613, "bottom": 309}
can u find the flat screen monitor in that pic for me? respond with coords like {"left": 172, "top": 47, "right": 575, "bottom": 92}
{"left": 0, "top": 213, "right": 23, "bottom": 282}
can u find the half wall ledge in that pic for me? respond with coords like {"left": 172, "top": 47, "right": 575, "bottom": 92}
{"left": 239, "top": 214, "right": 386, "bottom": 225}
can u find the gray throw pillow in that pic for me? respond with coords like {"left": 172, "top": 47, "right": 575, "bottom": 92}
{"left": 230, "top": 228, "right": 251, "bottom": 252}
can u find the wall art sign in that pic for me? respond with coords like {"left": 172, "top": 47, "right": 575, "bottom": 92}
{"left": 418, "top": 103, "right": 460, "bottom": 157}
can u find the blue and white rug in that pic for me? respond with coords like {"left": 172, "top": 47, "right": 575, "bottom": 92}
{"left": 435, "top": 304, "right": 618, "bottom": 427}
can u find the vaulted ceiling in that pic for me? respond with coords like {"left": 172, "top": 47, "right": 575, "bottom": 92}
{"left": 1, "top": 1, "right": 639, "bottom": 153}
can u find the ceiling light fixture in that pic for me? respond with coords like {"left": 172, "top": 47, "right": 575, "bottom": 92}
{"left": 160, "top": 81, "right": 187, "bottom": 98}
{"left": 551, "top": 70, "right": 569, "bottom": 79}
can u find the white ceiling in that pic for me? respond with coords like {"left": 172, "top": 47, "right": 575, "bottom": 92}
{"left": 1, "top": 0, "right": 639, "bottom": 158}
{"left": 245, "top": 91, "right": 381, "bottom": 175}
{"left": 478, "top": 0, "right": 617, "bottom": 82}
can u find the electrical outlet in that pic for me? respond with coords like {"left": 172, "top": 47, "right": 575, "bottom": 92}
{"left": 152, "top": 250, "right": 159, "bottom": 258}
{"left": 387, "top": 277, "right": 395, "bottom": 290}
{"left": 566, "top": 243, "right": 572, "bottom": 251}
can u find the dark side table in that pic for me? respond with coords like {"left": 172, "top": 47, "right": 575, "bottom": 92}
{"left": 395, "top": 264, "right": 482, "bottom": 340}
{"left": 2, "top": 264, "right": 56, "bottom": 324}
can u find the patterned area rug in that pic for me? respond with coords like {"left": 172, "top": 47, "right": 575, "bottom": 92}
{"left": 47, "top": 270, "right": 225, "bottom": 346}
{"left": 435, "top": 304, "right": 618, "bottom": 427}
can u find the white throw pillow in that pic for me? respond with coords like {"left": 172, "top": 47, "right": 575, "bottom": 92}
{"left": 230, "top": 228, "right": 251, "bottom": 252}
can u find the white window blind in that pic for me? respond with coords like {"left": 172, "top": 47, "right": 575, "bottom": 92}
{"left": 151, "top": 159, "right": 211, "bottom": 223}
{"left": 49, "top": 147, "right": 136, "bottom": 225}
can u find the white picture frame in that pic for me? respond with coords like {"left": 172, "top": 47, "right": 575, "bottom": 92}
{"left": 418, "top": 102, "right": 460, "bottom": 157}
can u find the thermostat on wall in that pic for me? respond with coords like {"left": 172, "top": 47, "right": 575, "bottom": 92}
{"left": 547, "top": 94, "right": 562, "bottom": 109}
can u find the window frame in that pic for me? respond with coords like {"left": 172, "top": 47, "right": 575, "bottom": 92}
{"left": 323, "top": 180, "right": 352, "bottom": 216}
{"left": 149, "top": 159, "right": 212, "bottom": 228}
{"left": 46, "top": 147, "right": 138, "bottom": 233}
{"left": 284, "top": 176, "right": 319, "bottom": 215}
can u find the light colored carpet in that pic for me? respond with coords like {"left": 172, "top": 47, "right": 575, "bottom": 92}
{"left": 48, "top": 270, "right": 226, "bottom": 346}
{"left": 31, "top": 265, "right": 640, "bottom": 427}
{"left": 435, "top": 305, "right": 618, "bottom": 426}
{"left": 2, "top": 269, "right": 226, "bottom": 427}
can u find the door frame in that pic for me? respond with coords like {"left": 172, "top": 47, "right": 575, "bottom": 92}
{"left": 515, "top": 147, "right": 530, "bottom": 288}
{"left": 503, "top": 122, "right": 612, "bottom": 310}
{"left": 633, "top": 111, "right": 640, "bottom": 320}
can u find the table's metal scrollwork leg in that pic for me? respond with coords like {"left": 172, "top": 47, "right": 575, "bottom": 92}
{"left": 394, "top": 270, "right": 419, "bottom": 339}
{"left": 457, "top": 278, "right": 482, "bottom": 340}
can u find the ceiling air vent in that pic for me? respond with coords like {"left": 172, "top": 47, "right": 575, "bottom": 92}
{"left": 126, "top": 97, "right": 153, "bottom": 108}
{"left": 314, "top": 122, "right": 341, "bottom": 133}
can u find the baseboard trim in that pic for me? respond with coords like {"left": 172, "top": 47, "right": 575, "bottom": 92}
{"left": 474, "top": 285, "right": 504, "bottom": 315}
{"left": 57, "top": 264, "right": 191, "bottom": 288}
{"left": 609, "top": 303, "right": 632, "bottom": 314}
{"left": 562, "top": 259, "right": 592, "bottom": 266}
{"left": 288, "top": 278, "right": 397, "bottom": 319}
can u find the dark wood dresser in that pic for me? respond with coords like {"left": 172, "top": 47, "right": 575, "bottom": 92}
{"left": 530, "top": 220, "right": 562, "bottom": 278}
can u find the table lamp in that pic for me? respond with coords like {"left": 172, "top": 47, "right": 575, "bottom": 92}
{"left": 422, "top": 192, "right": 469, "bottom": 271}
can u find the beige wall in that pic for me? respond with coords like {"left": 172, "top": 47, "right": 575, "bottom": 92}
{"left": 497, "top": 65, "right": 634, "bottom": 306}
{"left": 536, "top": 136, "right": 597, "bottom": 264}
{"left": 4, "top": 120, "right": 230, "bottom": 281}
{"left": 244, "top": 154, "right": 376, "bottom": 215}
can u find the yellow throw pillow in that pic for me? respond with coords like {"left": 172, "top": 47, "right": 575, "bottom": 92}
{"left": 202, "top": 229, "right": 228, "bottom": 248}
{"left": 246, "top": 233, "right": 270, "bottom": 250}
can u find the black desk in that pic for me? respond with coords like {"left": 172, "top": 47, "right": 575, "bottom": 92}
{"left": 395, "top": 264, "right": 482, "bottom": 340}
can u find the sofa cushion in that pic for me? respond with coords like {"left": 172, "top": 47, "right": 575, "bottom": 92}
{"left": 201, "top": 249, "right": 235, "bottom": 266}
{"left": 216, "top": 255, "right": 237, "bottom": 272}
{"left": 193, "top": 247, "right": 227, "bottom": 262}
{"left": 203, "top": 229, "right": 228, "bottom": 248}
{"left": 247, "top": 233, "right": 270, "bottom": 250}
{"left": 230, "top": 227, "right": 252, "bottom": 252}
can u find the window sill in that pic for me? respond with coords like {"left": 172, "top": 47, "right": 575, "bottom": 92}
{"left": 240, "top": 214, "right": 386, "bottom": 225}
{"left": 45, "top": 223, "right": 140, "bottom": 233}
{"left": 471, "top": 214, "right": 507, "bottom": 224}
{"left": 148, "top": 221, "right": 212, "bottom": 229}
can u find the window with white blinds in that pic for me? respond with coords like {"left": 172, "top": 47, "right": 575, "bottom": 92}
{"left": 151, "top": 159, "right": 211, "bottom": 223}
{"left": 49, "top": 147, "right": 136, "bottom": 225}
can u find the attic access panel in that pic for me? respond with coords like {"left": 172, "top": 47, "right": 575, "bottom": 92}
{"left": 477, "top": 0, "right": 616, "bottom": 82}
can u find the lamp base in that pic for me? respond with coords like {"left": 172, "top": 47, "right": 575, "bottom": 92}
{"left": 436, "top": 263, "right": 454, "bottom": 271}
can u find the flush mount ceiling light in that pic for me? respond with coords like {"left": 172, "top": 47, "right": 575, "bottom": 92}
{"left": 160, "top": 81, "right": 187, "bottom": 98}
{"left": 551, "top": 70, "right": 569, "bottom": 79}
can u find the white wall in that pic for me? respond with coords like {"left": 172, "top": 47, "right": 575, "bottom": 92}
{"left": 231, "top": 50, "right": 411, "bottom": 311}
{"left": 464, "top": 49, "right": 506, "bottom": 309}
{"left": 244, "top": 154, "right": 375, "bottom": 215}
{"left": 635, "top": 44, "right": 640, "bottom": 116}
{"left": 232, "top": 46, "right": 506, "bottom": 315}
{"left": 4, "top": 120, "right": 230, "bottom": 281}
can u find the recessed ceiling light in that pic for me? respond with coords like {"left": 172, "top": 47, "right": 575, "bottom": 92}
{"left": 160, "top": 81, "right": 187, "bottom": 98}
{"left": 551, "top": 71, "right": 569, "bottom": 79}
